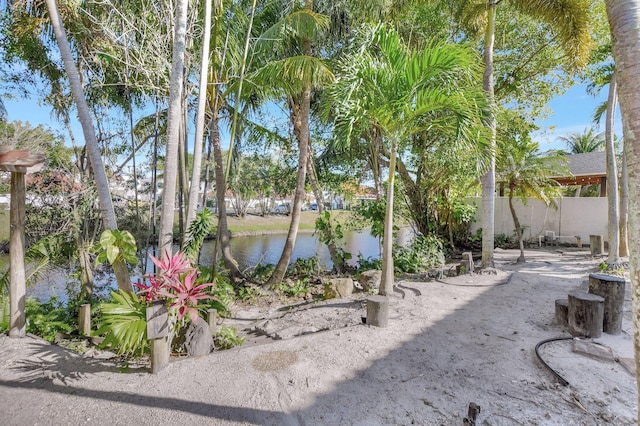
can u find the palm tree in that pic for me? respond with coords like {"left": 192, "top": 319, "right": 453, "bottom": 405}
{"left": 44, "top": 0, "right": 133, "bottom": 294}
{"left": 327, "top": 24, "right": 487, "bottom": 295}
{"left": 157, "top": 0, "right": 189, "bottom": 255}
{"left": 556, "top": 128, "right": 605, "bottom": 153}
{"left": 604, "top": 73, "right": 621, "bottom": 267}
{"left": 248, "top": 2, "right": 334, "bottom": 287}
{"left": 497, "top": 139, "right": 567, "bottom": 263}
{"left": 184, "top": 0, "right": 213, "bottom": 231}
{"left": 604, "top": 0, "right": 640, "bottom": 406}
{"left": 455, "top": 0, "right": 593, "bottom": 268}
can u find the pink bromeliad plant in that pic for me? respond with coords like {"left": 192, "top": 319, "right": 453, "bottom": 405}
{"left": 134, "top": 250, "right": 217, "bottom": 323}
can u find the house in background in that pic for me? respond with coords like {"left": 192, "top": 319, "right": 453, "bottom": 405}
{"left": 552, "top": 151, "right": 607, "bottom": 197}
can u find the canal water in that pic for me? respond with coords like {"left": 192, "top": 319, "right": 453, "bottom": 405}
{"left": 26, "top": 229, "right": 399, "bottom": 302}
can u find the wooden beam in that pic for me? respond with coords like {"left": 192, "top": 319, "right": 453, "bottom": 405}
{"left": 9, "top": 172, "right": 26, "bottom": 338}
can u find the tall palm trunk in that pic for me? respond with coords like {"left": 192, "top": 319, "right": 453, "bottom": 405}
{"left": 177, "top": 117, "right": 187, "bottom": 245}
{"left": 620, "top": 149, "right": 629, "bottom": 256}
{"left": 370, "top": 129, "right": 383, "bottom": 201}
{"left": 605, "top": 72, "right": 620, "bottom": 266}
{"left": 266, "top": 90, "right": 311, "bottom": 287}
{"left": 185, "top": 0, "right": 213, "bottom": 230}
{"left": 210, "top": 116, "right": 242, "bottom": 278}
{"left": 211, "top": 0, "right": 256, "bottom": 280}
{"left": 45, "top": 0, "right": 132, "bottom": 293}
{"left": 379, "top": 135, "right": 398, "bottom": 296}
{"left": 508, "top": 186, "right": 525, "bottom": 263}
{"left": 604, "top": 0, "right": 640, "bottom": 413}
{"left": 480, "top": 1, "right": 497, "bottom": 268}
{"left": 266, "top": 0, "right": 314, "bottom": 287}
{"left": 158, "top": 0, "right": 189, "bottom": 255}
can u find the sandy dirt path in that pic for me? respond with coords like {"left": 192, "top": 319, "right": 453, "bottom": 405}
{"left": 0, "top": 248, "right": 636, "bottom": 425}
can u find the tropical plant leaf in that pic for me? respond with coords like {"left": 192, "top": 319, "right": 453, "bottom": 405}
{"left": 182, "top": 209, "right": 216, "bottom": 260}
{"left": 95, "top": 290, "right": 148, "bottom": 356}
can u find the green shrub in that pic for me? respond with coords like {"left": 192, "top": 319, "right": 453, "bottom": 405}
{"left": 276, "top": 278, "right": 310, "bottom": 298}
{"left": 394, "top": 235, "right": 445, "bottom": 274}
{"left": 356, "top": 254, "right": 382, "bottom": 271}
{"left": 95, "top": 290, "right": 148, "bottom": 357}
{"left": 214, "top": 325, "right": 245, "bottom": 350}
{"left": 203, "top": 279, "right": 235, "bottom": 316}
{"left": 494, "top": 233, "right": 515, "bottom": 249}
{"left": 25, "top": 296, "right": 75, "bottom": 341}
{"left": 287, "top": 256, "right": 324, "bottom": 278}
{"left": 249, "top": 262, "right": 275, "bottom": 282}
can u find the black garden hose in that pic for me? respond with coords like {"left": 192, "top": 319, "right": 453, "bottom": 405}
{"left": 535, "top": 336, "right": 574, "bottom": 386}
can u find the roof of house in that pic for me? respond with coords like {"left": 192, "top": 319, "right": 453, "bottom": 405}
{"left": 552, "top": 151, "right": 606, "bottom": 186}
{"left": 566, "top": 151, "right": 606, "bottom": 176}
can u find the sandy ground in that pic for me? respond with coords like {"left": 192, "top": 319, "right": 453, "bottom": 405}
{"left": 0, "top": 248, "right": 637, "bottom": 425}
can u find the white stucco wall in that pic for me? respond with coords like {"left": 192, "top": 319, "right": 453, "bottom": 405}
{"left": 468, "top": 197, "right": 608, "bottom": 245}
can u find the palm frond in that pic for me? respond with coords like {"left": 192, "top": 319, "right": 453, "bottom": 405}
{"left": 95, "top": 290, "right": 148, "bottom": 356}
{"left": 248, "top": 55, "right": 334, "bottom": 97}
{"left": 592, "top": 101, "right": 608, "bottom": 126}
{"left": 0, "top": 235, "right": 62, "bottom": 294}
{"left": 513, "top": 0, "right": 593, "bottom": 68}
{"left": 255, "top": 8, "right": 329, "bottom": 52}
{"left": 455, "top": 0, "right": 489, "bottom": 37}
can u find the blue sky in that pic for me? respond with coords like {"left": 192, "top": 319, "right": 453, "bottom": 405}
{"left": 534, "top": 84, "right": 620, "bottom": 151}
{"left": 5, "top": 82, "right": 618, "bottom": 154}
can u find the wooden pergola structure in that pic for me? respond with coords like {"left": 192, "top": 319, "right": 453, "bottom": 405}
{"left": 0, "top": 150, "right": 45, "bottom": 338}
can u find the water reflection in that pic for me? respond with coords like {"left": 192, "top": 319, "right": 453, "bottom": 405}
{"left": 200, "top": 229, "right": 381, "bottom": 271}
{"left": 26, "top": 229, "right": 385, "bottom": 302}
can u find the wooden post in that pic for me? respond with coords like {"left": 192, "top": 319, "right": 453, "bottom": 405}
{"left": 462, "top": 252, "right": 474, "bottom": 273}
{"left": 207, "top": 309, "right": 218, "bottom": 335}
{"left": 590, "top": 235, "right": 604, "bottom": 256}
{"left": 555, "top": 299, "right": 569, "bottom": 327}
{"left": 568, "top": 291, "right": 604, "bottom": 338}
{"left": 457, "top": 260, "right": 470, "bottom": 275}
{"left": 367, "top": 295, "right": 389, "bottom": 328}
{"left": 150, "top": 337, "right": 170, "bottom": 374}
{"left": 9, "top": 172, "right": 26, "bottom": 338}
{"left": 78, "top": 303, "right": 91, "bottom": 336}
{"left": 588, "top": 273, "right": 626, "bottom": 335}
{"left": 0, "top": 151, "right": 45, "bottom": 339}
{"left": 147, "top": 301, "right": 170, "bottom": 373}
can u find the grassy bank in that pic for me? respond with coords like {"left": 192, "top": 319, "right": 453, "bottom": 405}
{"left": 227, "top": 210, "right": 352, "bottom": 235}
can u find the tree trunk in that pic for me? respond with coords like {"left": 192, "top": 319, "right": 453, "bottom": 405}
{"left": 266, "top": 92, "right": 310, "bottom": 288}
{"left": 177, "top": 118, "right": 187, "bottom": 246}
{"left": 480, "top": 1, "right": 497, "bottom": 268}
{"left": 604, "top": 0, "right": 640, "bottom": 415}
{"left": 45, "top": 0, "right": 132, "bottom": 293}
{"left": 158, "top": 0, "right": 189, "bottom": 255}
{"left": 78, "top": 237, "right": 94, "bottom": 300}
{"left": 266, "top": 1, "right": 313, "bottom": 287}
{"left": 605, "top": 72, "right": 620, "bottom": 267}
{"left": 185, "top": 0, "right": 212, "bottom": 231}
{"left": 508, "top": 189, "right": 525, "bottom": 263}
{"left": 370, "top": 128, "right": 383, "bottom": 201}
{"left": 379, "top": 136, "right": 398, "bottom": 296}
{"left": 210, "top": 117, "right": 242, "bottom": 278}
{"left": 620, "top": 149, "right": 629, "bottom": 256}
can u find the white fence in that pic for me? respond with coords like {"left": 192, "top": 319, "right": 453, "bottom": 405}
{"left": 468, "top": 197, "right": 608, "bottom": 245}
